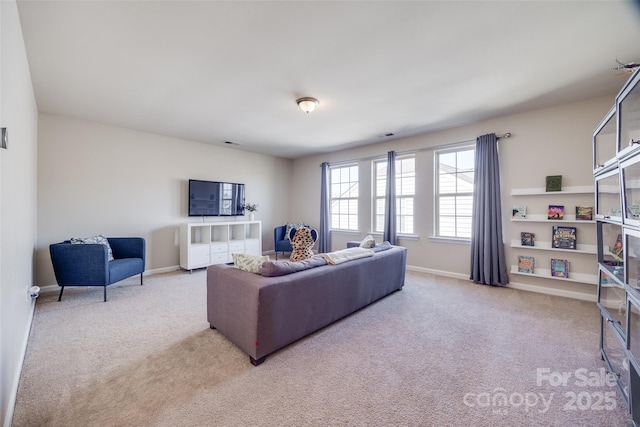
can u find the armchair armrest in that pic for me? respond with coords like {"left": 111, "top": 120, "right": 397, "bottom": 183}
{"left": 108, "top": 237, "right": 146, "bottom": 266}
{"left": 274, "top": 226, "right": 287, "bottom": 242}
{"left": 49, "top": 243, "right": 109, "bottom": 286}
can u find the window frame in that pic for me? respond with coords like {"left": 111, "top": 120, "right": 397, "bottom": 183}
{"left": 434, "top": 145, "right": 475, "bottom": 240}
{"left": 329, "top": 164, "right": 359, "bottom": 231}
{"left": 373, "top": 155, "right": 415, "bottom": 235}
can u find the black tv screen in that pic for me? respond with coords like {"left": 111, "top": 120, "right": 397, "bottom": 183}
{"left": 188, "top": 179, "right": 245, "bottom": 217}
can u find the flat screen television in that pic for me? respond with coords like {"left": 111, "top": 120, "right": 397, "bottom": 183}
{"left": 188, "top": 179, "right": 245, "bottom": 217}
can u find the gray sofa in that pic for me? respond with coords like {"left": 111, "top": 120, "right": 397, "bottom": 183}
{"left": 207, "top": 245, "right": 407, "bottom": 365}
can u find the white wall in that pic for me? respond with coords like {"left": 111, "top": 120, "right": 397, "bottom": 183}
{"left": 36, "top": 114, "right": 293, "bottom": 286}
{"left": 0, "top": 1, "right": 39, "bottom": 426}
{"left": 291, "top": 95, "right": 614, "bottom": 300}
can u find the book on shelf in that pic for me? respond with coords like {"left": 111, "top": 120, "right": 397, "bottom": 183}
{"left": 550, "top": 258, "right": 569, "bottom": 278}
{"left": 575, "top": 206, "right": 593, "bottom": 220}
{"left": 552, "top": 225, "right": 577, "bottom": 250}
{"left": 518, "top": 255, "right": 535, "bottom": 273}
{"left": 520, "top": 232, "right": 535, "bottom": 246}
{"left": 611, "top": 234, "right": 623, "bottom": 258}
{"left": 512, "top": 205, "right": 527, "bottom": 219}
{"left": 548, "top": 205, "right": 565, "bottom": 220}
{"left": 545, "top": 175, "right": 562, "bottom": 192}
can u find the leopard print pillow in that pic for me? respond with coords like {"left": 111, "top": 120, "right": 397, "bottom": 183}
{"left": 289, "top": 227, "right": 318, "bottom": 262}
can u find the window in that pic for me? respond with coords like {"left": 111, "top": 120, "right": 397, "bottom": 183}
{"left": 435, "top": 147, "right": 475, "bottom": 239}
{"left": 330, "top": 165, "right": 359, "bottom": 230}
{"left": 374, "top": 156, "right": 415, "bottom": 234}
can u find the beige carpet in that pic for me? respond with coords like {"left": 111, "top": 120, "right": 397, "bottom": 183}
{"left": 12, "top": 269, "right": 633, "bottom": 426}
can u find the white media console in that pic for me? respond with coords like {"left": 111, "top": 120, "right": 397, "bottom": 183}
{"left": 179, "top": 220, "right": 262, "bottom": 272}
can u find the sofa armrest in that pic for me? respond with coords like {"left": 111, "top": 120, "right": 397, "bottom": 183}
{"left": 49, "top": 243, "right": 109, "bottom": 286}
{"left": 108, "top": 237, "right": 146, "bottom": 266}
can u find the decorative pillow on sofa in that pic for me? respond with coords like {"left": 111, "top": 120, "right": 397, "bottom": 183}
{"left": 290, "top": 227, "right": 318, "bottom": 262}
{"left": 232, "top": 253, "right": 270, "bottom": 274}
{"left": 70, "top": 234, "right": 114, "bottom": 261}
{"left": 284, "top": 223, "right": 305, "bottom": 241}
{"left": 359, "top": 234, "right": 376, "bottom": 248}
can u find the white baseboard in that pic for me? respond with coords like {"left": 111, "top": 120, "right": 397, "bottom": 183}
{"left": 4, "top": 300, "right": 36, "bottom": 427}
{"left": 406, "top": 264, "right": 596, "bottom": 302}
{"left": 40, "top": 263, "right": 598, "bottom": 304}
{"left": 39, "top": 265, "right": 182, "bottom": 294}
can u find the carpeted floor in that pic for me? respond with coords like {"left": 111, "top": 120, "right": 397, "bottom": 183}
{"left": 12, "top": 269, "right": 633, "bottom": 426}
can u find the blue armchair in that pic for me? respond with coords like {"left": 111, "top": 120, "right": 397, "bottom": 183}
{"left": 49, "top": 237, "right": 146, "bottom": 302}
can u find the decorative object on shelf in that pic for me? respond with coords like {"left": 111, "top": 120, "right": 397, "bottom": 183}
{"left": 575, "top": 206, "right": 593, "bottom": 220}
{"left": 550, "top": 258, "right": 570, "bottom": 278}
{"left": 512, "top": 205, "right": 526, "bottom": 219}
{"left": 520, "top": 232, "right": 535, "bottom": 246}
{"left": 242, "top": 202, "right": 259, "bottom": 221}
{"left": 545, "top": 175, "right": 562, "bottom": 192}
{"left": 611, "top": 234, "right": 623, "bottom": 258}
{"left": 552, "top": 225, "right": 577, "bottom": 250}
{"left": 517, "top": 255, "right": 534, "bottom": 273}
{"left": 296, "top": 97, "right": 319, "bottom": 114}
{"left": 547, "top": 205, "right": 565, "bottom": 220}
{"left": 628, "top": 204, "right": 640, "bottom": 220}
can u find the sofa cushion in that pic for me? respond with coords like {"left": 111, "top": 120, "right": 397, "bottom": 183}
{"left": 233, "top": 253, "right": 270, "bottom": 274}
{"left": 359, "top": 234, "right": 376, "bottom": 248}
{"left": 70, "top": 234, "right": 114, "bottom": 261}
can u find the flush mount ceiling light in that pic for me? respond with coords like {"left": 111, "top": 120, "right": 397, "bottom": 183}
{"left": 296, "top": 97, "right": 319, "bottom": 114}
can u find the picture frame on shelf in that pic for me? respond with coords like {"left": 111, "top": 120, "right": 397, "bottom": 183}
{"left": 550, "top": 259, "right": 569, "bottom": 278}
{"left": 520, "top": 232, "right": 535, "bottom": 246}
{"left": 575, "top": 206, "right": 593, "bottom": 220}
{"left": 552, "top": 225, "right": 577, "bottom": 250}
{"left": 548, "top": 205, "right": 565, "bottom": 220}
{"left": 545, "top": 175, "right": 562, "bottom": 192}
{"left": 518, "top": 255, "right": 534, "bottom": 273}
{"left": 512, "top": 205, "right": 527, "bottom": 219}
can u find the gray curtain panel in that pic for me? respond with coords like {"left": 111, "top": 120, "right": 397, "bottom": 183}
{"left": 469, "top": 133, "right": 509, "bottom": 285}
{"left": 319, "top": 162, "right": 331, "bottom": 253}
{"left": 383, "top": 151, "right": 397, "bottom": 245}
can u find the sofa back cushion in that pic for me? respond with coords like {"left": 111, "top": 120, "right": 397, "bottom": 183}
{"left": 261, "top": 257, "right": 327, "bottom": 277}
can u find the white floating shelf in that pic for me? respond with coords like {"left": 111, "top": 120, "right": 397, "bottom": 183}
{"left": 510, "top": 240, "right": 597, "bottom": 254}
{"left": 509, "top": 265, "right": 597, "bottom": 285}
{"left": 510, "top": 186, "right": 593, "bottom": 196}
{"left": 511, "top": 214, "right": 595, "bottom": 224}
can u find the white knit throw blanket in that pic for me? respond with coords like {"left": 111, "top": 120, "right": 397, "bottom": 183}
{"left": 315, "top": 247, "right": 374, "bottom": 265}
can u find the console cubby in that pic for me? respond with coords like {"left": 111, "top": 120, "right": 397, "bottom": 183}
{"left": 179, "top": 221, "right": 262, "bottom": 271}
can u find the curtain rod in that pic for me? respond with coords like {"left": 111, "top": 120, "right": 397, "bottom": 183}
{"left": 322, "top": 132, "right": 512, "bottom": 167}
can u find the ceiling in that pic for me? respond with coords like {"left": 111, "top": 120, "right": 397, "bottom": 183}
{"left": 15, "top": 1, "right": 640, "bottom": 159}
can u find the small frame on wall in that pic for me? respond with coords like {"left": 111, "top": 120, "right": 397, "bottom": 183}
{"left": 1, "top": 127, "right": 7, "bottom": 149}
